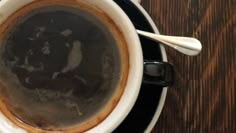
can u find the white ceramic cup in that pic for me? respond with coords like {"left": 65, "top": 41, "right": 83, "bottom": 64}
{"left": 0, "top": 0, "right": 173, "bottom": 133}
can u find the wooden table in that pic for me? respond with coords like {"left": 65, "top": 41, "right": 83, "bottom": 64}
{"left": 141, "top": 0, "right": 235, "bottom": 132}
{"left": 0, "top": 0, "right": 234, "bottom": 132}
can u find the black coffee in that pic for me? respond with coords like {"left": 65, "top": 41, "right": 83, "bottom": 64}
{"left": 0, "top": 5, "right": 121, "bottom": 130}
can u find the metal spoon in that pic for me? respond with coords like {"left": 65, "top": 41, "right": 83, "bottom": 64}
{"left": 137, "top": 30, "right": 202, "bottom": 56}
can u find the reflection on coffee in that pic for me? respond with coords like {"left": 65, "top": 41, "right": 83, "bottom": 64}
{"left": 0, "top": 5, "right": 122, "bottom": 130}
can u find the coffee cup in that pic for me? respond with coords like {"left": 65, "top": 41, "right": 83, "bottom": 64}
{"left": 0, "top": 0, "right": 174, "bottom": 132}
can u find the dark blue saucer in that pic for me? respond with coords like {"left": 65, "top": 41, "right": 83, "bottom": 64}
{"left": 113, "top": 0, "right": 164, "bottom": 132}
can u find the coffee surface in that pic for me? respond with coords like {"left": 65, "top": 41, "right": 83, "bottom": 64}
{"left": 0, "top": 6, "right": 121, "bottom": 129}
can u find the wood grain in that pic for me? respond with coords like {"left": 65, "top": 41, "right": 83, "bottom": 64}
{"left": 141, "top": 0, "right": 235, "bottom": 132}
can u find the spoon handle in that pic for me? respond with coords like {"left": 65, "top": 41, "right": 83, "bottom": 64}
{"left": 137, "top": 30, "right": 202, "bottom": 56}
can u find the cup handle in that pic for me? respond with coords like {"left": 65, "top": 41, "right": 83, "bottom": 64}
{"left": 143, "top": 60, "right": 175, "bottom": 87}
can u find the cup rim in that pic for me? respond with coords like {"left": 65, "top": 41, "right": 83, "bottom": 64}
{"left": 0, "top": 0, "right": 143, "bottom": 132}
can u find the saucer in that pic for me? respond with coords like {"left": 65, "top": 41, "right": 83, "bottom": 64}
{"left": 113, "top": 0, "right": 168, "bottom": 132}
